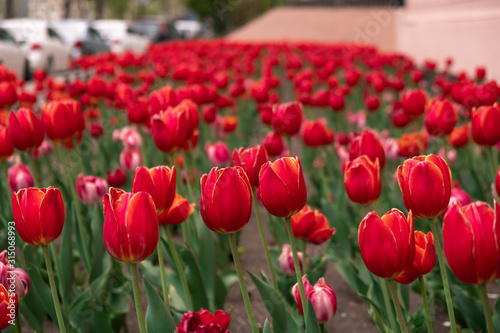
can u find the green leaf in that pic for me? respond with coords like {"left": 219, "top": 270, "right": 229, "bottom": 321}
{"left": 72, "top": 204, "right": 91, "bottom": 271}
{"left": 144, "top": 278, "right": 176, "bottom": 333}
{"left": 263, "top": 319, "right": 272, "bottom": 333}
{"left": 453, "top": 286, "right": 485, "bottom": 331}
{"left": 304, "top": 300, "right": 320, "bottom": 333}
{"left": 60, "top": 217, "right": 73, "bottom": 300}
{"left": 492, "top": 296, "right": 500, "bottom": 332}
{"left": 197, "top": 219, "right": 217, "bottom": 310}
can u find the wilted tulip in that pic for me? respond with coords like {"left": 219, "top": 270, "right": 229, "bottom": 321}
{"left": 349, "top": 129, "right": 386, "bottom": 168}
{"left": 75, "top": 173, "right": 108, "bottom": 205}
{"left": 232, "top": 145, "right": 269, "bottom": 188}
{"left": 279, "top": 244, "right": 308, "bottom": 276}
{"left": 8, "top": 163, "right": 34, "bottom": 192}
{"left": 8, "top": 108, "right": 44, "bottom": 151}
{"left": 290, "top": 206, "right": 336, "bottom": 244}
{"left": 12, "top": 187, "right": 65, "bottom": 246}
{"left": 398, "top": 154, "right": 452, "bottom": 219}
{"left": 358, "top": 209, "right": 415, "bottom": 279}
{"left": 424, "top": 100, "right": 457, "bottom": 136}
{"left": 292, "top": 276, "right": 337, "bottom": 323}
{"left": 402, "top": 89, "right": 427, "bottom": 117}
{"left": 471, "top": 103, "right": 500, "bottom": 146}
{"left": 301, "top": 118, "right": 334, "bottom": 147}
{"left": 132, "top": 166, "right": 176, "bottom": 215}
{"left": 395, "top": 231, "right": 436, "bottom": 284}
{"left": 158, "top": 194, "right": 195, "bottom": 225}
{"left": 443, "top": 201, "right": 500, "bottom": 284}
{"left": 271, "top": 102, "right": 303, "bottom": 136}
{"left": 200, "top": 167, "right": 252, "bottom": 234}
{"left": 103, "top": 188, "right": 159, "bottom": 263}
{"left": 344, "top": 156, "right": 381, "bottom": 205}
{"left": 0, "top": 250, "right": 30, "bottom": 299}
{"left": 259, "top": 157, "right": 307, "bottom": 218}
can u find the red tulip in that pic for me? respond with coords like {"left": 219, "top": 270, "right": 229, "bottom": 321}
{"left": 158, "top": 193, "right": 195, "bottom": 225}
{"left": 12, "top": 187, "right": 65, "bottom": 246}
{"left": 87, "top": 76, "right": 106, "bottom": 98}
{"left": 132, "top": 166, "right": 176, "bottom": 215}
{"left": 395, "top": 231, "right": 436, "bottom": 284}
{"left": 202, "top": 105, "right": 216, "bottom": 124}
{"left": 41, "top": 99, "right": 85, "bottom": 145}
{"left": 0, "top": 82, "right": 18, "bottom": 108}
{"left": 358, "top": 209, "right": 415, "bottom": 279}
{"left": 205, "top": 141, "right": 230, "bottom": 166}
{"left": 447, "top": 124, "right": 469, "bottom": 148}
{"left": 471, "top": 103, "right": 500, "bottom": 146}
{"left": 445, "top": 186, "right": 472, "bottom": 214}
{"left": 8, "top": 163, "right": 34, "bottom": 192}
{"left": 127, "top": 97, "right": 150, "bottom": 124}
{"left": 292, "top": 276, "right": 337, "bottom": 323}
{"left": 344, "top": 155, "right": 381, "bottom": 205}
{"left": 259, "top": 157, "right": 307, "bottom": 218}
{"left": 397, "top": 154, "right": 452, "bottom": 219}
{"left": 75, "top": 173, "right": 108, "bottom": 205}
{"left": 365, "top": 95, "right": 380, "bottom": 112}
{"left": 177, "top": 308, "right": 230, "bottom": 333}
{"left": 149, "top": 86, "right": 177, "bottom": 117}
{"left": 107, "top": 167, "right": 127, "bottom": 188}
{"left": 200, "top": 167, "right": 252, "bottom": 234}
{"left": 290, "top": 206, "right": 336, "bottom": 244}
{"left": 302, "top": 118, "right": 334, "bottom": 147}
{"left": 0, "top": 250, "right": 30, "bottom": 299}
{"left": 0, "top": 125, "right": 14, "bottom": 160}
{"left": 424, "top": 100, "right": 457, "bottom": 136}
{"left": 443, "top": 201, "right": 500, "bottom": 284}
{"left": 329, "top": 92, "right": 345, "bottom": 112}
{"left": 151, "top": 107, "right": 191, "bottom": 153}
{"left": 103, "top": 188, "right": 159, "bottom": 263}
{"left": 222, "top": 116, "right": 238, "bottom": 133}
{"left": 262, "top": 131, "right": 284, "bottom": 156}
{"left": 7, "top": 108, "right": 44, "bottom": 151}
{"left": 279, "top": 244, "right": 308, "bottom": 276}
{"left": 402, "top": 89, "right": 427, "bottom": 117}
{"left": 349, "top": 129, "right": 386, "bottom": 168}
{"left": 271, "top": 102, "right": 303, "bottom": 136}
{"left": 397, "top": 131, "right": 428, "bottom": 158}
{"left": 0, "top": 283, "right": 17, "bottom": 330}
{"left": 232, "top": 145, "right": 269, "bottom": 188}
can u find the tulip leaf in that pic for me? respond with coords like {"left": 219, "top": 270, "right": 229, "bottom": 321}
{"left": 89, "top": 204, "right": 105, "bottom": 282}
{"left": 71, "top": 204, "right": 91, "bottom": 271}
{"left": 453, "top": 286, "right": 486, "bottom": 331}
{"left": 19, "top": 299, "right": 44, "bottom": 332}
{"left": 197, "top": 219, "right": 217, "bottom": 310}
{"left": 263, "top": 319, "right": 272, "bottom": 333}
{"left": 492, "top": 296, "right": 500, "bottom": 332}
{"left": 304, "top": 299, "right": 321, "bottom": 333}
{"left": 144, "top": 278, "right": 176, "bottom": 333}
{"left": 60, "top": 216, "right": 73, "bottom": 299}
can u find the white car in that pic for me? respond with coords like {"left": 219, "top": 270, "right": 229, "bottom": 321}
{"left": 1, "top": 19, "right": 70, "bottom": 75}
{"left": 0, "top": 27, "right": 28, "bottom": 79}
{"left": 93, "top": 20, "right": 149, "bottom": 54}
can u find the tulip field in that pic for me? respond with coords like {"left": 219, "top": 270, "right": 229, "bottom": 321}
{"left": 1, "top": 40, "right": 500, "bottom": 333}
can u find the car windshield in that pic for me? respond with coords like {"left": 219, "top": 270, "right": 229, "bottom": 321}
{"left": 2, "top": 21, "right": 45, "bottom": 42}
{"left": 132, "top": 22, "right": 159, "bottom": 37}
{"left": 51, "top": 22, "right": 87, "bottom": 43}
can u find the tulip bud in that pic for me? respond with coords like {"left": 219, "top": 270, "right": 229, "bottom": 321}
{"left": 132, "top": 166, "right": 176, "bottom": 215}
{"left": 292, "top": 276, "right": 337, "bottom": 323}
{"left": 8, "top": 108, "right": 45, "bottom": 151}
{"left": 447, "top": 124, "right": 469, "bottom": 148}
{"left": 0, "top": 125, "right": 14, "bottom": 160}
{"left": 12, "top": 187, "right": 65, "bottom": 246}
{"left": 358, "top": 209, "right": 415, "bottom": 279}
{"left": 158, "top": 194, "right": 195, "bottom": 225}
{"left": 107, "top": 167, "right": 127, "bottom": 188}
{"left": 200, "top": 167, "right": 252, "bottom": 234}
{"left": 232, "top": 145, "right": 269, "bottom": 188}
{"left": 103, "top": 188, "right": 159, "bottom": 263}
{"left": 0, "top": 283, "right": 18, "bottom": 330}
{"left": 259, "top": 157, "right": 307, "bottom": 218}
{"left": 8, "top": 163, "right": 34, "bottom": 192}
{"left": 424, "top": 100, "right": 457, "bottom": 137}
{"left": 471, "top": 103, "right": 500, "bottom": 146}
{"left": 271, "top": 102, "right": 303, "bottom": 136}
{"left": 0, "top": 250, "right": 30, "bottom": 299}
{"left": 402, "top": 89, "right": 427, "bottom": 117}
{"left": 301, "top": 118, "right": 334, "bottom": 147}
{"left": 443, "top": 201, "right": 500, "bottom": 284}
{"left": 279, "top": 244, "right": 308, "bottom": 276}
{"left": 205, "top": 141, "right": 230, "bottom": 166}
{"left": 395, "top": 231, "right": 436, "bottom": 284}
{"left": 222, "top": 116, "right": 238, "bottom": 133}
{"left": 349, "top": 129, "right": 386, "bottom": 168}
{"left": 344, "top": 155, "right": 381, "bottom": 205}
{"left": 202, "top": 105, "right": 216, "bottom": 124}
{"left": 290, "top": 206, "right": 336, "bottom": 244}
{"left": 120, "top": 147, "right": 142, "bottom": 173}
{"left": 262, "top": 131, "right": 284, "bottom": 156}
{"left": 397, "top": 154, "right": 452, "bottom": 219}
{"left": 75, "top": 173, "right": 108, "bottom": 205}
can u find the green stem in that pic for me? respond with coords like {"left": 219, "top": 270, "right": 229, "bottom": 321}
{"left": 128, "top": 264, "right": 146, "bottom": 333}
{"left": 42, "top": 245, "right": 66, "bottom": 333}
{"left": 27, "top": 153, "right": 40, "bottom": 187}
{"left": 164, "top": 226, "right": 194, "bottom": 310}
{"left": 253, "top": 194, "right": 278, "bottom": 291}
{"left": 301, "top": 240, "right": 307, "bottom": 275}
{"left": 419, "top": 276, "right": 434, "bottom": 333}
{"left": 479, "top": 284, "right": 494, "bottom": 333}
{"left": 49, "top": 242, "right": 65, "bottom": 300}
{"left": 228, "top": 233, "right": 259, "bottom": 333}
{"left": 286, "top": 136, "right": 293, "bottom": 155}
{"left": 319, "top": 323, "right": 326, "bottom": 333}
{"left": 182, "top": 152, "right": 195, "bottom": 202}
{"left": 285, "top": 216, "right": 307, "bottom": 316}
{"left": 156, "top": 241, "right": 171, "bottom": 311}
{"left": 13, "top": 312, "right": 21, "bottom": 333}
{"left": 429, "top": 218, "right": 457, "bottom": 333}
{"left": 488, "top": 147, "right": 498, "bottom": 184}
{"left": 388, "top": 279, "right": 408, "bottom": 333}
{"left": 380, "top": 278, "right": 398, "bottom": 332}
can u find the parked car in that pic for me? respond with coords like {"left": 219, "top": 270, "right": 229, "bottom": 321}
{"left": 51, "top": 19, "right": 110, "bottom": 59}
{"left": 1, "top": 19, "right": 70, "bottom": 75}
{"left": 173, "top": 20, "right": 205, "bottom": 39}
{"left": 0, "top": 27, "right": 28, "bottom": 79}
{"left": 131, "top": 20, "right": 183, "bottom": 43}
{"left": 93, "top": 20, "right": 149, "bottom": 54}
